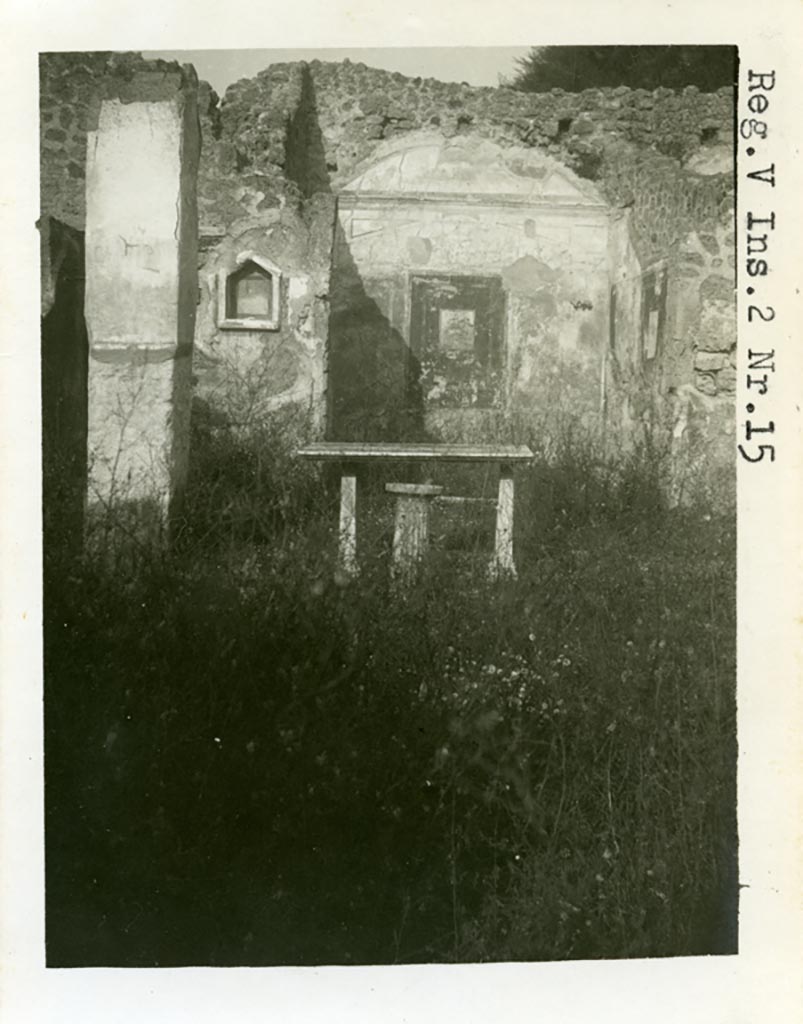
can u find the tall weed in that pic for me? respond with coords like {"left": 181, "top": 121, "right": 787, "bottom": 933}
{"left": 44, "top": 419, "right": 736, "bottom": 965}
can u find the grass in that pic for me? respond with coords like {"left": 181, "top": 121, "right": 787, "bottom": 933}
{"left": 43, "top": 416, "right": 737, "bottom": 965}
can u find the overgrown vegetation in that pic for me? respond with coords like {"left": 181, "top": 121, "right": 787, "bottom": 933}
{"left": 509, "top": 45, "right": 738, "bottom": 93}
{"left": 44, "top": 413, "right": 737, "bottom": 966}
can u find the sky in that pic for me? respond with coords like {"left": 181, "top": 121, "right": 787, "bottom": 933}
{"left": 142, "top": 47, "right": 533, "bottom": 97}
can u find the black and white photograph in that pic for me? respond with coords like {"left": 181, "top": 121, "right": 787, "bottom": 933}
{"left": 40, "top": 42, "right": 741, "bottom": 968}
{"left": 2, "top": 1, "right": 802, "bottom": 1021}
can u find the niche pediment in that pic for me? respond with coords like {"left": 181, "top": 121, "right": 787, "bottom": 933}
{"left": 341, "top": 132, "right": 605, "bottom": 207}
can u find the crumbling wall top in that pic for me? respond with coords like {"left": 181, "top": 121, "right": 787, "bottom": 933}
{"left": 215, "top": 58, "right": 733, "bottom": 189}
{"left": 40, "top": 52, "right": 198, "bottom": 229}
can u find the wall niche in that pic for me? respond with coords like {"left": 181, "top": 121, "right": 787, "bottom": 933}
{"left": 217, "top": 251, "right": 282, "bottom": 331}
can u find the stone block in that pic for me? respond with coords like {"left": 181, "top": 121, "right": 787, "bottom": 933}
{"left": 696, "top": 300, "right": 736, "bottom": 352}
{"left": 361, "top": 92, "right": 388, "bottom": 115}
{"left": 699, "top": 274, "right": 733, "bottom": 303}
{"left": 698, "top": 232, "right": 720, "bottom": 255}
{"left": 573, "top": 117, "right": 595, "bottom": 135}
{"left": 694, "top": 371, "right": 718, "bottom": 396}
{"left": 695, "top": 351, "right": 728, "bottom": 372}
{"left": 718, "top": 367, "right": 737, "bottom": 393}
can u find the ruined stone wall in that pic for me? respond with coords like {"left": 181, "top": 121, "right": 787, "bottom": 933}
{"left": 208, "top": 59, "right": 735, "bottom": 402}
{"left": 210, "top": 60, "right": 734, "bottom": 262}
{"left": 193, "top": 63, "right": 334, "bottom": 432}
{"left": 298, "top": 60, "right": 733, "bottom": 185}
{"left": 40, "top": 53, "right": 736, "bottom": 503}
{"left": 599, "top": 147, "right": 735, "bottom": 502}
{"left": 192, "top": 195, "right": 334, "bottom": 433}
{"left": 40, "top": 54, "right": 337, "bottom": 439}
{"left": 39, "top": 52, "right": 189, "bottom": 230}
{"left": 39, "top": 55, "right": 204, "bottom": 547}
{"left": 208, "top": 60, "right": 735, "bottom": 500}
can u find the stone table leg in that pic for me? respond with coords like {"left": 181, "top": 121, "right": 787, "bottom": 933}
{"left": 386, "top": 483, "right": 443, "bottom": 585}
{"left": 338, "top": 465, "right": 358, "bottom": 576}
{"left": 491, "top": 463, "right": 517, "bottom": 579}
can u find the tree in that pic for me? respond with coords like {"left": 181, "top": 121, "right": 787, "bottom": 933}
{"left": 510, "top": 46, "right": 737, "bottom": 93}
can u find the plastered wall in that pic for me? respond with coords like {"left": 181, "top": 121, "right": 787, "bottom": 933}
{"left": 82, "top": 69, "right": 200, "bottom": 543}
{"left": 328, "top": 134, "right": 611, "bottom": 442}
{"left": 40, "top": 53, "right": 737, "bottom": 506}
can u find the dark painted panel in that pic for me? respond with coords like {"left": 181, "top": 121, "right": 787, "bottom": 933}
{"left": 640, "top": 266, "right": 668, "bottom": 368}
{"left": 410, "top": 274, "right": 506, "bottom": 410}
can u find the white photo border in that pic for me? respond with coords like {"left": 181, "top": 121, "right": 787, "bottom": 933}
{"left": 1, "top": 3, "right": 801, "bottom": 1022}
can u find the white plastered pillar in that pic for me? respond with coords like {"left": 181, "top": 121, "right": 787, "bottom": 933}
{"left": 84, "top": 69, "right": 199, "bottom": 548}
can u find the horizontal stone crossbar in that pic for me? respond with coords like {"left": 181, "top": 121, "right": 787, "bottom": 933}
{"left": 297, "top": 442, "right": 533, "bottom": 463}
{"left": 386, "top": 483, "right": 445, "bottom": 497}
{"left": 435, "top": 495, "right": 496, "bottom": 505}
